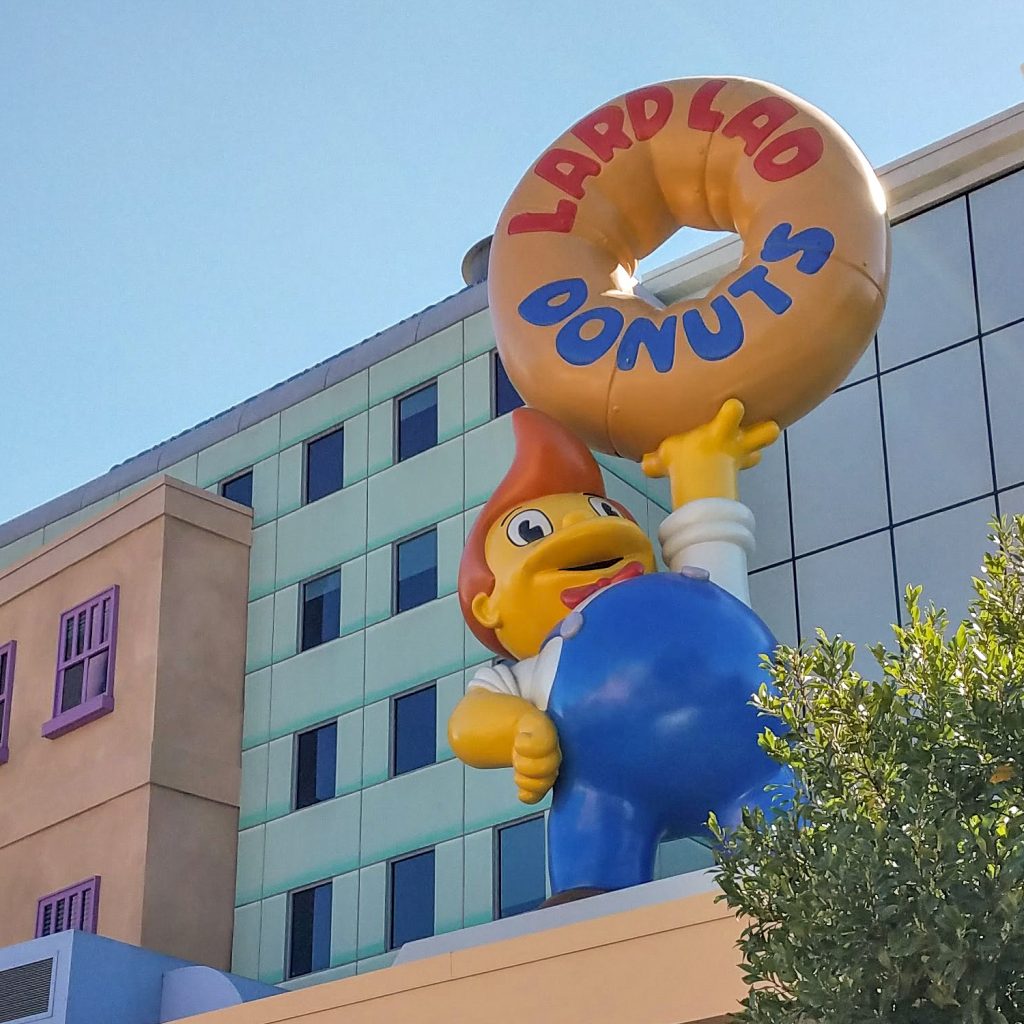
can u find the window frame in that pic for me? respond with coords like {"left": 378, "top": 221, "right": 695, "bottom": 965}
{"left": 491, "top": 350, "right": 525, "bottom": 419}
{"left": 298, "top": 567, "right": 343, "bottom": 653}
{"left": 219, "top": 467, "right": 254, "bottom": 509}
{"left": 42, "top": 586, "right": 119, "bottom": 740}
{"left": 302, "top": 424, "right": 346, "bottom": 505}
{"left": 386, "top": 846, "right": 436, "bottom": 952}
{"left": 391, "top": 526, "right": 438, "bottom": 616}
{"left": 0, "top": 640, "right": 16, "bottom": 765}
{"left": 292, "top": 717, "right": 339, "bottom": 812}
{"left": 492, "top": 813, "right": 547, "bottom": 920}
{"left": 388, "top": 681, "right": 438, "bottom": 779}
{"left": 35, "top": 876, "right": 101, "bottom": 938}
{"left": 284, "top": 877, "right": 333, "bottom": 980}
{"left": 393, "top": 379, "right": 439, "bottom": 464}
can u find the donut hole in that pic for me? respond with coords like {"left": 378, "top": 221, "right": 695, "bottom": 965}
{"left": 637, "top": 226, "right": 735, "bottom": 290}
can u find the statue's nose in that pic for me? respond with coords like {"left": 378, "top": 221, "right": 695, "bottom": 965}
{"left": 562, "top": 510, "right": 590, "bottom": 528}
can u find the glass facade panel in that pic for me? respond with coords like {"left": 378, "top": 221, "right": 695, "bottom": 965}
{"left": 390, "top": 850, "right": 435, "bottom": 949}
{"left": 397, "top": 383, "right": 438, "bottom": 462}
{"left": 220, "top": 470, "right": 254, "bottom": 508}
{"left": 971, "top": 168, "right": 1024, "bottom": 332}
{"left": 301, "top": 571, "right": 341, "bottom": 652}
{"left": 497, "top": 816, "right": 546, "bottom": 918}
{"left": 305, "top": 428, "right": 345, "bottom": 503}
{"left": 391, "top": 685, "right": 436, "bottom": 777}
{"left": 288, "top": 881, "right": 332, "bottom": 978}
{"left": 395, "top": 529, "right": 437, "bottom": 614}
{"left": 295, "top": 721, "right": 337, "bottom": 810}
{"left": 493, "top": 353, "right": 524, "bottom": 417}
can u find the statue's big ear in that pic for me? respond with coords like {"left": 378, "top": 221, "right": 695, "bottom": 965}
{"left": 471, "top": 591, "right": 501, "bottom": 630}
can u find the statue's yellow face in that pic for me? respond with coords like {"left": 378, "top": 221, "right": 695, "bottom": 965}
{"left": 472, "top": 492, "right": 655, "bottom": 661}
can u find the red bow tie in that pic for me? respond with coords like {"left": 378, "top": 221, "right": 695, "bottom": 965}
{"left": 559, "top": 560, "right": 646, "bottom": 610}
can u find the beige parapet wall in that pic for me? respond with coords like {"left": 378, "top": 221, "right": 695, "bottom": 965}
{"left": 0, "top": 477, "right": 251, "bottom": 969}
{"left": 187, "top": 890, "right": 746, "bottom": 1024}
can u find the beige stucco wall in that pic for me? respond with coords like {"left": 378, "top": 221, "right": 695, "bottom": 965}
{"left": 0, "top": 477, "right": 251, "bottom": 968}
{"left": 189, "top": 890, "right": 747, "bottom": 1024}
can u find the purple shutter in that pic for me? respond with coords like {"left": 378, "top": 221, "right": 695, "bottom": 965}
{"left": 0, "top": 641, "right": 14, "bottom": 764}
{"left": 35, "top": 877, "right": 101, "bottom": 938}
{"left": 44, "top": 587, "right": 119, "bottom": 737}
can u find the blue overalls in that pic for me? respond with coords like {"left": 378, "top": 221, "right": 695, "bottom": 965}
{"left": 543, "top": 571, "right": 783, "bottom": 894}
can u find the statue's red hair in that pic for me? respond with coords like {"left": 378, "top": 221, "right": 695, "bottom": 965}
{"left": 459, "top": 408, "right": 625, "bottom": 657}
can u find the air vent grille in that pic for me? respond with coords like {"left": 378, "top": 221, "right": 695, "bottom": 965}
{"left": 0, "top": 958, "right": 53, "bottom": 1023}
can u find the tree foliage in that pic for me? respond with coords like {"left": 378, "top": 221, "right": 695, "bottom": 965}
{"left": 711, "top": 517, "right": 1024, "bottom": 1023}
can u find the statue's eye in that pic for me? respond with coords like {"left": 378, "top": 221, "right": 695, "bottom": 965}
{"left": 588, "top": 495, "right": 621, "bottom": 518}
{"left": 507, "top": 509, "right": 554, "bottom": 547}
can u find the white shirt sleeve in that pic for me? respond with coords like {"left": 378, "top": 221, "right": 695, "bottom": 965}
{"left": 466, "top": 639, "right": 563, "bottom": 711}
{"left": 658, "top": 497, "right": 755, "bottom": 606}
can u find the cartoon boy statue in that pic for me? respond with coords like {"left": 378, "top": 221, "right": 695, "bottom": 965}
{"left": 450, "top": 400, "right": 784, "bottom": 903}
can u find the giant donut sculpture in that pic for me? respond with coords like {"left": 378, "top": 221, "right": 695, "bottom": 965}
{"left": 488, "top": 77, "right": 891, "bottom": 461}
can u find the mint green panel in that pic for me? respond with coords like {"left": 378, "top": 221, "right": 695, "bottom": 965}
{"left": 337, "top": 709, "right": 363, "bottom": 795}
{"left": 235, "top": 825, "right": 266, "bottom": 907}
{"left": 164, "top": 454, "right": 199, "bottom": 486}
{"left": 265, "top": 736, "right": 293, "bottom": 822}
{"left": 434, "top": 838, "right": 464, "bottom": 936}
{"left": 275, "top": 482, "right": 368, "bottom": 590}
{"left": 344, "top": 412, "right": 369, "bottom": 486}
{"left": 647, "top": 474, "right": 672, "bottom": 512}
{"left": 356, "top": 951, "right": 397, "bottom": 974}
{"left": 464, "top": 416, "right": 514, "bottom": 509}
{"left": 436, "top": 514, "right": 463, "bottom": 599}
{"left": 272, "top": 587, "right": 298, "bottom": 664}
{"left": 435, "top": 672, "right": 464, "bottom": 762}
{"left": 277, "top": 445, "right": 304, "bottom": 519}
{"left": 243, "top": 668, "right": 272, "bottom": 750}
{"left": 463, "top": 353, "right": 493, "bottom": 432}
{"left": 437, "top": 366, "right": 464, "bottom": 444}
{"left": 248, "top": 522, "right": 277, "bottom": 601}
{"left": 42, "top": 496, "right": 118, "bottom": 544}
{"left": 464, "top": 309, "right": 496, "bottom": 359}
{"left": 655, "top": 837, "right": 715, "bottom": 879}
{"left": 369, "top": 322, "right": 463, "bottom": 405}
{"left": 269, "top": 631, "right": 365, "bottom": 739}
{"left": 231, "top": 902, "right": 261, "bottom": 980}
{"left": 356, "top": 863, "right": 386, "bottom": 960}
{"left": 0, "top": 528, "right": 44, "bottom": 572}
{"left": 462, "top": 828, "right": 494, "bottom": 928}
{"left": 251, "top": 456, "right": 280, "bottom": 527}
{"left": 197, "top": 415, "right": 281, "bottom": 488}
{"left": 465, "top": 765, "right": 551, "bottom": 833}
{"left": 239, "top": 745, "right": 269, "bottom": 830}
{"left": 331, "top": 871, "right": 360, "bottom": 966}
{"left": 363, "top": 546, "right": 392, "bottom": 629}
{"left": 280, "top": 370, "right": 368, "bottom": 450}
{"left": 262, "top": 792, "right": 361, "bottom": 897}
{"left": 364, "top": 595, "right": 465, "bottom": 703}
{"left": 282, "top": 963, "right": 357, "bottom": 991}
{"left": 341, "top": 557, "right": 367, "bottom": 634}
{"left": 246, "top": 597, "right": 275, "bottom": 673}
{"left": 257, "top": 894, "right": 287, "bottom": 985}
{"left": 464, "top": 505, "right": 482, "bottom": 540}
{"left": 602, "top": 474, "right": 648, "bottom": 530}
{"left": 366, "top": 438, "right": 464, "bottom": 549}
{"left": 596, "top": 452, "right": 648, "bottom": 499}
{"left": 464, "top": 622, "right": 493, "bottom": 669}
{"left": 359, "top": 758, "right": 464, "bottom": 866}
{"left": 366, "top": 402, "right": 393, "bottom": 477}
{"left": 360, "top": 699, "right": 389, "bottom": 788}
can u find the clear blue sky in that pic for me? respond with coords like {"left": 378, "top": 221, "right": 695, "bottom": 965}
{"left": 2, "top": 1, "right": 1022, "bottom": 524}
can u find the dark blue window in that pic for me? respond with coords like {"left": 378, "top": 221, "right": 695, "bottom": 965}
{"left": 389, "top": 850, "right": 435, "bottom": 949}
{"left": 394, "top": 529, "right": 437, "bottom": 614}
{"left": 396, "top": 383, "right": 437, "bottom": 462}
{"left": 220, "top": 470, "right": 253, "bottom": 508}
{"left": 497, "top": 816, "right": 547, "bottom": 918}
{"left": 305, "top": 428, "right": 345, "bottom": 503}
{"left": 301, "top": 571, "right": 341, "bottom": 652}
{"left": 295, "top": 721, "right": 337, "bottom": 810}
{"left": 493, "top": 353, "right": 524, "bottom": 417}
{"left": 288, "top": 881, "right": 332, "bottom": 978}
{"left": 391, "top": 685, "right": 436, "bottom": 777}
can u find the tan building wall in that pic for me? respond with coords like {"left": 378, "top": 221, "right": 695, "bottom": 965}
{"left": 0, "top": 477, "right": 251, "bottom": 969}
{"left": 188, "top": 890, "right": 746, "bottom": 1024}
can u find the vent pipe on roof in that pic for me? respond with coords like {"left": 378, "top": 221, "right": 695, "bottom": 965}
{"left": 461, "top": 236, "right": 492, "bottom": 286}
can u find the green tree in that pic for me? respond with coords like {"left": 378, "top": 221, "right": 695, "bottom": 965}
{"left": 711, "top": 517, "right": 1024, "bottom": 1023}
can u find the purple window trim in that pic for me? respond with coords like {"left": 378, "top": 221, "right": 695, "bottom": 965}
{"left": 0, "top": 640, "right": 15, "bottom": 765}
{"left": 42, "top": 586, "right": 119, "bottom": 740}
{"left": 35, "top": 876, "right": 101, "bottom": 938}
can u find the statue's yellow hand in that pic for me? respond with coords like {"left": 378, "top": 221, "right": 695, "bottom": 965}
{"left": 512, "top": 708, "right": 561, "bottom": 804}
